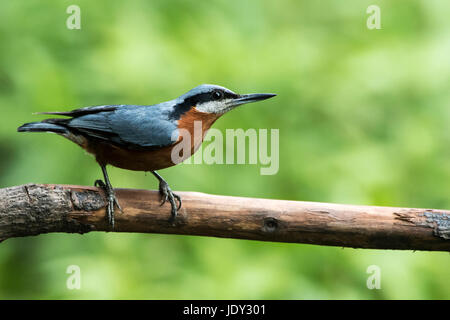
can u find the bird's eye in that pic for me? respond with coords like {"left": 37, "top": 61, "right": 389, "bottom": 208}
{"left": 212, "top": 91, "right": 223, "bottom": 100}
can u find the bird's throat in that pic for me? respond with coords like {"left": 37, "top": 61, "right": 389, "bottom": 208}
{"left": 177, "top": 107, "right": 221, "bottom": 154}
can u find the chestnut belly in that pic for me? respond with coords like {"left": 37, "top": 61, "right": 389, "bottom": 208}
{"left": 86, "top": 140, "right": 192, "bottom": 171}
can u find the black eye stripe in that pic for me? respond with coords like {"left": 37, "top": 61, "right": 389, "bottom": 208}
{"left": 196, "top": 93, "right": 215, "bottom": 104}
{"left": 186, "top": 90, "right": 238, "bottom": 105}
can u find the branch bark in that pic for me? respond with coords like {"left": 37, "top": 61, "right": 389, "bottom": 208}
{"left": 0, "top": 184, "right": 449, "bottom": 251}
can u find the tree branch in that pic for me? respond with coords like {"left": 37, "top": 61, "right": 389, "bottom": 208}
{"left": 0, "top": 184, "right": 449, "bottom": 251}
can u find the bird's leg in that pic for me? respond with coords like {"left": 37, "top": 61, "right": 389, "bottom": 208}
{"left": 94, "top": 164, "right": 122, "bottom": 229}
{"left": 151, "top": 171, "right": 181, "bottom": 222}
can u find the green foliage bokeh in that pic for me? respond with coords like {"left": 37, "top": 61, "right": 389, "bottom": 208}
{"left": 0, "top": 0, "right": 449, "bottom": 299}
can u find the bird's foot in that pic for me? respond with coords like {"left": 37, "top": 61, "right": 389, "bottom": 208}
{"left": 158, "top": 180, "right": 182, "bottom": 223}
{"left": 95, "top": 179, "right": 122, "bottom": 229}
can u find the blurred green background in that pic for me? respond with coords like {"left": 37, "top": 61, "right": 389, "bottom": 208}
{"left": 0, "top": 0, "right": 449, "bottom": 299}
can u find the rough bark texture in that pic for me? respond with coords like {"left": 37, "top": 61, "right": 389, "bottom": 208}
{"left": 0, "top": 184, "right": 449, "bottom": 251}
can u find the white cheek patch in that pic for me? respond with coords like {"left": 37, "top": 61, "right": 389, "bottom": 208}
{"left": 196, "top": 99, "right": 233, "bottom": 114}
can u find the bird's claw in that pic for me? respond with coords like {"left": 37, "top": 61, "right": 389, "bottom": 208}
{"left": 95, "top": 179, "right": 122, "bottom": 229}
{"left": 174, "top": 193, "right": 182, "bottom": 210}
{"left": 94, "top": 179, "right": 105, "bottom": 189}
{"left": 158, "top": 180, "right": 182, "bottom": 221}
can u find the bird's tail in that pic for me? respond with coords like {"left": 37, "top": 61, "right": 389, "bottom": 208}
{"left": 17, "top": 119, "right": 69, "bottom": 134}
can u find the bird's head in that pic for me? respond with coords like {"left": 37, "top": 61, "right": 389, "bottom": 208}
{"left": 177, "top": 84, "right": 276, "bottom": 114}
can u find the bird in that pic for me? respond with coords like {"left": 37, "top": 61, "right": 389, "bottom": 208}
{"left": 18, "top": 84, "right": 276, "bottom": 228}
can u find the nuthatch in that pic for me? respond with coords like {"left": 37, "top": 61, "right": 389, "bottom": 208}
{"left": 18, "top": 84, "right": 276, "bottom": 228}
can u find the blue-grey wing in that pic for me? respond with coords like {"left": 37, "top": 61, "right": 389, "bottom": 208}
{"left": 67, "top": 105, "right": 179, "bottom": 149}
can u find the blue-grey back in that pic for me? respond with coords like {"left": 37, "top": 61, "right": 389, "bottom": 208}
{"left": 68, "top": 104, "right": 179, "bottom": 149}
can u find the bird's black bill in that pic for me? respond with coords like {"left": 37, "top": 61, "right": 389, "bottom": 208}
{"left": 229, "top": 93, "right": 276, "bottom": 107}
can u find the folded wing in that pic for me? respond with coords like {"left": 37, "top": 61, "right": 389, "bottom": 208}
{"left": 65, "top": 105, "right": 179, "bottom": 150}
